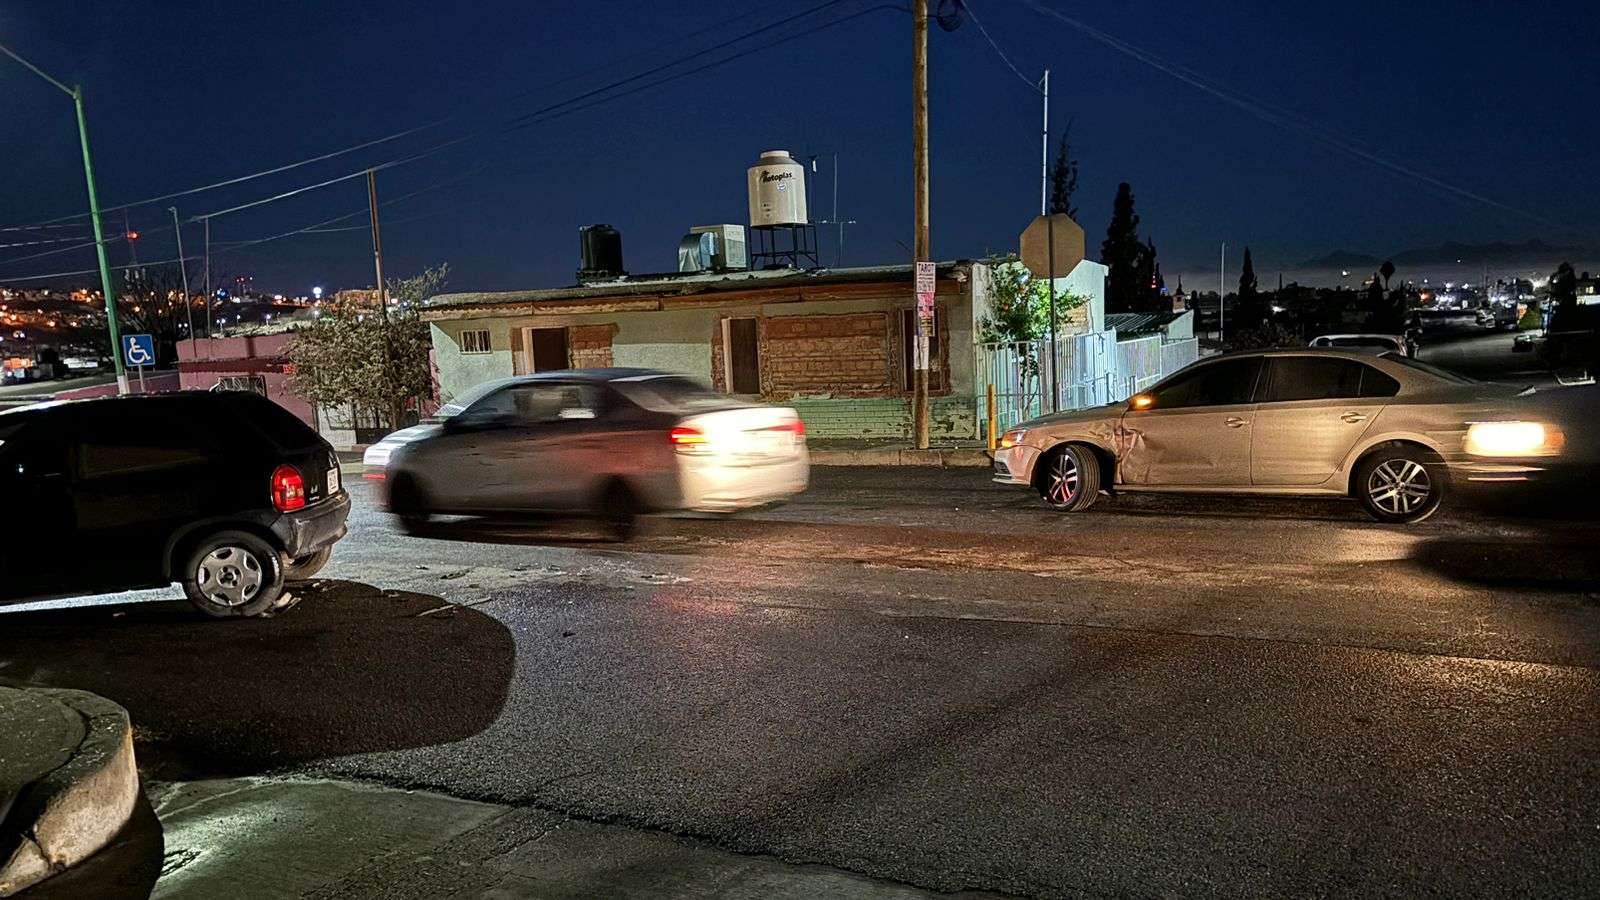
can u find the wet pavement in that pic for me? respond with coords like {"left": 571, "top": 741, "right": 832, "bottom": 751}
{"left": 3, "top": 468, "right": 1600, "bottom": 896}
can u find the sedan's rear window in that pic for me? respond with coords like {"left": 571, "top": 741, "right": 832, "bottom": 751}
{"left": 612, "top": 376, "right": 731, "bottom": 412}
{"left": 1264, "top": 357, "right": 1399, "bottom": 401}
{"left": 1378, "top": 352, "right": 1477, "bottom": 385}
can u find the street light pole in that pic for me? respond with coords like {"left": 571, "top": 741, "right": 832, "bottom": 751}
{"left": 169, "top": 207, "right": 196, "bottom": 355}
{"left": 1, "top": 41, "right": 127, "bottom": 393}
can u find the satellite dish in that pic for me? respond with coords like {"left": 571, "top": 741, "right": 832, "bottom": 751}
{"left": 934, "top": 0, "right": 965, "bottom": 32}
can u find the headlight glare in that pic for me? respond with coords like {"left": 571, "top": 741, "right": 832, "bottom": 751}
{"left": 1464, "top": 421, "right": 1560, "bottom": 457}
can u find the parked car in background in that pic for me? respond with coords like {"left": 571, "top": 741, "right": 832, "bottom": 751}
{"left": 994, "top": 349, "right": 1578, "bottom": 523}
{"left": 379, "top": 369, "right": 809, "bottom": 538}
{"left": 0, "top": 392, "right": 349, "bottom": 617}
{"left": 1309, "top": 334, "right": 1408, "bottom": 356}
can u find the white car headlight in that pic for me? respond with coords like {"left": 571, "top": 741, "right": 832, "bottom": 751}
{"left": 1464, "top": 421, "right": 1562, "bottom": 457}
{"left": 999, "top": 428, "right": 1027, "bottom": 449}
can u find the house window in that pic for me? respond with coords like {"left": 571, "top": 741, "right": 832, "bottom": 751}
{"left": 461, "top": 329, "right": 492, "bottom": 354}
{"left": 900, "top": 307, "right": 942, "bottom": 391}
{"left": 723, "top": 317, "right": 760, "bottom": 394}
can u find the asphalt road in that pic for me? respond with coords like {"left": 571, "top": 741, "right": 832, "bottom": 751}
{"left": 3, "top": 468, "right": 1600, "bottom": 897}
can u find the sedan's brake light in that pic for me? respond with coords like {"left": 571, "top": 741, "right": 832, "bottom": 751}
{"left": 670, "top": 426, "right": 709, "bottom": 453}
{"left": 271, "top": 464, "right": 307, "bottom": 512}
{"left": 778, "top": 419, "right": 806, "bottom": 436}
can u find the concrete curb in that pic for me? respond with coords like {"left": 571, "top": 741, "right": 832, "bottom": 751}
{"left": 0, "top": 689, "right": 139, "bottom": 898}
{"left": 810, "top": 448, "right": 992, "bottom": 468}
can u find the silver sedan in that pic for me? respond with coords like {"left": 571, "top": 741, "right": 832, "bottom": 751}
{"left": 994, "top": 349, "right": 1584, "bottom": 523}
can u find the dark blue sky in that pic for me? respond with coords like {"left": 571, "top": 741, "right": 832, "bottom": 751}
{"left": 4, "top": 0, "right": 1596, "bottom": 294}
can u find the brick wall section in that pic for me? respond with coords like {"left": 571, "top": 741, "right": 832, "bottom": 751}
{"left": 763, "top": 312, "right": 891, "bottom": 397}
{"left": 568, "top": 324, "right": 617, "bottom": 368}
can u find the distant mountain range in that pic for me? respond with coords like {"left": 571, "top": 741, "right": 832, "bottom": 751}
{"left": 1296, "top": 239, "right": 1594, "bottom": 273}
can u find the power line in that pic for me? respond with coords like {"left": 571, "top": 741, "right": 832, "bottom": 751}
{"left": 1017, "top": 0, "right": 1557, "bottom": 226}
{"left": 504, "top": 0, "right": 856, "bottom": 129}
{"left": 506, "top": 4, "right": 904, "bottom": 134}
{"left": 962, "top": 0, "right": 1041, "bottom": 93}
{"left": 1, "top": 118, "right": 454, "bottom": 232}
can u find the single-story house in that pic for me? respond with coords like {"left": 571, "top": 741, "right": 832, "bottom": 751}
{"left": 420, "top": 260, "right": 1111, "bottom": 440}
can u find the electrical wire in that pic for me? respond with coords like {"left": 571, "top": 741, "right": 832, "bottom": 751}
{"left": 962, "top": 0, "right": 1042, "bottom": 93}
{"left": 0, "top": 118, "right": 454, "bottom": 232}
{"left": 1017, "top": 0, "right": 1557, "bottom": 226}
{"left": 506, "top": 4, "right": 904, "bottom": 133}
{"left": 504, "top": 0, "right": 855, "bottom": 128}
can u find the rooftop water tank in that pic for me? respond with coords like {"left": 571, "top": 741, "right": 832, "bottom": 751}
{"left": 577, "top": 224, "right": 624, "bottom": 281}
{"left": 747, "top": 150, "right": 807, "bottom": 227}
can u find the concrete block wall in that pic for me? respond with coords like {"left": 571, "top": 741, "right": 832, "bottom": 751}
{"left": 788, "top": 396, "right": 976, "bottom": 440}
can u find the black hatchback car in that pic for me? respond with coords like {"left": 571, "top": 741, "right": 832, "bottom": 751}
{"left": 0, "top": 392, "right": 349, "bottom": 617}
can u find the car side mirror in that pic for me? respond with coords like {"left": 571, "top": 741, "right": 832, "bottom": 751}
{"left": 1129, "top": 393, "right": 1155, "bottom": 411}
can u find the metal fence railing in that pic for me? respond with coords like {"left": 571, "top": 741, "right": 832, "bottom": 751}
{"left": 977, "top": 331, "right": 1200, "bottom": 438}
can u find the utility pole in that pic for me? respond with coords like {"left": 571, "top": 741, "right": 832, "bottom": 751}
{"left": 1039, "top": 68, "right": 1050, "bottom": 216}
{"left": 367, "top": 169, "right": 389, "bottom": 319}
{"left": 1219, "top": 242, "right": 1227, "bottom": 341}
{"left": 169, "top": 207, "right": 196, "bottom": 355}
{"left": 912, "top": 0, "right": 931, "bottom": 449}
{"left": 202, "top": 217, "right": 214, "bottom": 338}
{"left": 2, "top": 42, "right": 129, "bottom": 394}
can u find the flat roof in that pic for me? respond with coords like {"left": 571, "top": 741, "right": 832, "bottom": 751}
{"left": 423, "top": 261, "right": 973, "bottom": 312}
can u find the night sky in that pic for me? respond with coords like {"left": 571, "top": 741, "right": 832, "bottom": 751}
{"left": 4, "top": 0, "right": 1596, "bottom": 295}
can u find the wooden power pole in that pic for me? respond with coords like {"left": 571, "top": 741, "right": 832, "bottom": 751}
{"left": 367, "top": 169, "right": 388, "bottom": 320}
{"left": 912, "top": 0, "right": 931, "bottom": 449}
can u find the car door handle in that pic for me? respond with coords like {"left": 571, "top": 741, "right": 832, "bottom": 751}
{"left": 1340, "top": 412, "right": 1370, "bottom": 424}
{"left": 1224, "top": 416, "right": 1249, "bottom": 428}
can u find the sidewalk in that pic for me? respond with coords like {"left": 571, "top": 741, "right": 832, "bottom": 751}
{"left": 807, "top": 439, "right": 991, "bottom": 468}
{"left": 151, "top": 776, "right": 994, "bottom": 899}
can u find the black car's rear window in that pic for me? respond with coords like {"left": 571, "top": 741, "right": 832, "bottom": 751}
{"left": 223, "top": 394, "right": 322, "bottom": 449}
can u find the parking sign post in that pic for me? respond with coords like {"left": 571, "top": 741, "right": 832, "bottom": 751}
{"left": 123, "top": 334, "right": 155, "bottom": 394}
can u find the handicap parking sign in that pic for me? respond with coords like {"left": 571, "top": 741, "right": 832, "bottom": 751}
{"left": 123, "top": 334, "right": 156, "bottom": 367}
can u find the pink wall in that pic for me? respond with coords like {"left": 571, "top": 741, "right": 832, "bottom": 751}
{"left": 175, "top": 334, "right": 316, "bottom": 428}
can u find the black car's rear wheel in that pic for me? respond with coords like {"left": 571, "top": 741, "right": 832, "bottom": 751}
{"left": 1038, "top": 444, "right": 1101, "bottom": 512}
{"left": 181, "top": 530, "right": 285, "bottom": 618}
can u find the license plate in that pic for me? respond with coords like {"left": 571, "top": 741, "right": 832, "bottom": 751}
{"left": 327, "top": 467, "right": 341, "bottom": 494}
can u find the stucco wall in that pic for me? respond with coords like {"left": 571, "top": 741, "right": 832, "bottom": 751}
{"left": 427, "top": 280, "right": 979, "bottom": 439}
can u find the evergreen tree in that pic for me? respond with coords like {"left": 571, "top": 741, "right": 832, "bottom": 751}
{"left": 1232, "top": 247, "right": 1262, "bottom": 330}
{"left": 1048, "top": 122, "right": 1079, "bottom": 219}
{"left": 1100, "top": 182, "right": 1143, "bottom": 313}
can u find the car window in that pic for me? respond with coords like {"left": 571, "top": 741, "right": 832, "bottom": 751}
{"left": 1264, "top": 357, "right": 1364, "bottom": 402}
{"left": 462, "top": 383, "right": 601, "bottom": 426}
{"left": 230, "top": 394, "right": 321, "bottom": 449}
{"left": 612, "top": 375, "right": 731, "bottom": 412}
{"left": 1378, "top": 352, "right": 1477, "bottom": 385}
{"left": 73, "top": 407, "right": 217, "bottom": 480}
{"left": 1147, "top": 358, "right": 1263, "bottom": 409}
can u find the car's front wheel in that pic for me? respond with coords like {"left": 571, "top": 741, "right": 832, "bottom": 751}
{"left": 181, "top": 530, "right": 286, "bottom": 618}
{"left": 1355, "top": 445, "right": 1444, "bottom": 523}
{"left": 1038, "top": 444, "right": 1101, "bottom": 512}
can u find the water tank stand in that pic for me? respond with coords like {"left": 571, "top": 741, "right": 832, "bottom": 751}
{"left": 749, "top": 224, "right": 820, "bottom": 270}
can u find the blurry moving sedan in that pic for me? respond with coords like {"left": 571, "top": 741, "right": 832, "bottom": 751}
{"left": 381, "top": 368, "right": 808, "bottom": 538}
{"left": 993, "top": 349, "right": 1584, "bottom": 524}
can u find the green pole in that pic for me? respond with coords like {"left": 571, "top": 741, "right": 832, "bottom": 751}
{"left": 72, "top": 86, "right": 128, "bottom": 393}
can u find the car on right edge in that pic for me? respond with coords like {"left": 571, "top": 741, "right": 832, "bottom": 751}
{"left": 993, "top": 349, "right": 1592, "bottom": 523}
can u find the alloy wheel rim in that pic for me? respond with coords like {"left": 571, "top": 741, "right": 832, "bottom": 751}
{"left": 196, "top": 546, "right": 264, "bottom": 607}
{"left": 1047, "top": 453, "right": 1079, "bottom": 506}
{"left": 1367, "top": 459, "right": 1431, "bottom": 515}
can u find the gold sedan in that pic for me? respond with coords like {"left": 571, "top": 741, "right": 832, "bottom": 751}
{"left": 993, "top": 349, "right": 1570, "bottom": 523}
